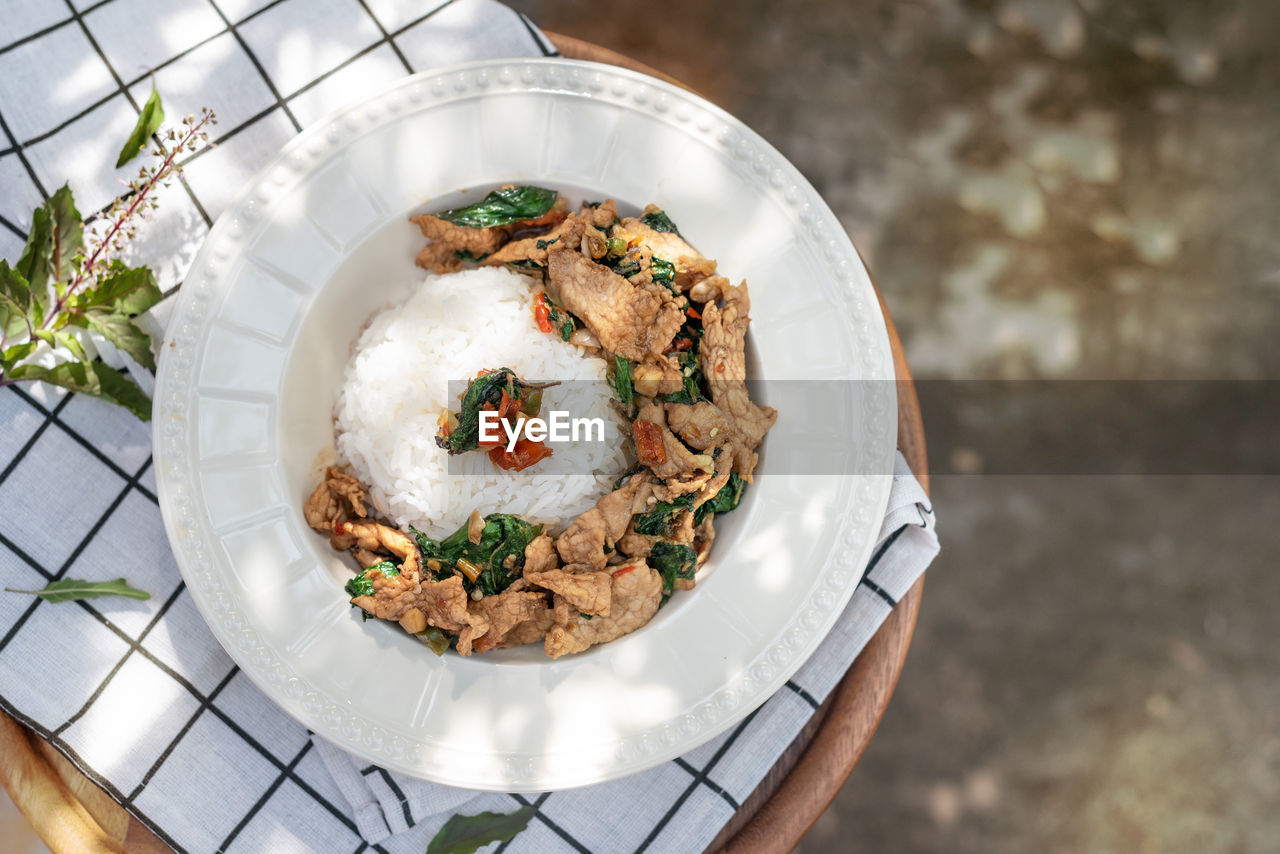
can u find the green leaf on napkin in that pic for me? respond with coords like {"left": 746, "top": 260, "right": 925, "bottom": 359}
{"left": 6, "top": 578, "right": 151, "bottom": 603}
{"left": 116, "top": 87, "right": 165, "bottom": 168}
{"left": 426, "top": 806, "right": 535, "bottom": 854}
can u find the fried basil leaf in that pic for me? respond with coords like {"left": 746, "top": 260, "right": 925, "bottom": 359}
{"left": 693, "top": 471, "right": 746, "bottom": 526}
{"left": 343, "top": 560, "right": 400, "bottom": 598}
{"left": 640, "top": 208, "right": 681, "bottom": 236}
{"left": 633, "top": 494, "right": 695, "bottom": 537}
{"left": 414, "top": 514, "right": 542, "bottom": 596}
{"left": 436, "top": 186, "right": 558, "bottom": 228}
{"left": 649, "top": 541, "right": 698, "bottom": 604}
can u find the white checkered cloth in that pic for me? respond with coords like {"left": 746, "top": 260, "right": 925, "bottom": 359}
{"left": 0, "top": 1, "right": 940, "bottom": 851}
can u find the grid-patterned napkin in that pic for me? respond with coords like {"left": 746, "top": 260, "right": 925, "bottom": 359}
{"left": 0, "top": 1, "right": 940, "bottom": 851}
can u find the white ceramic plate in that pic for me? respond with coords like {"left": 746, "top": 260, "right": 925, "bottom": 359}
{"left": 153, "top": 58, "right": 896, "bottom": 791}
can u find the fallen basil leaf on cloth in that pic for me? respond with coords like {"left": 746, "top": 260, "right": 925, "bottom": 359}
{"left": 5, "top": 578, "right": 151, "bottom": 603}
{"left": 426, "top": 806, "right": 535, "bottom": 854}
{"left": 115, "top": 86, "right": 165, "bottom": 168}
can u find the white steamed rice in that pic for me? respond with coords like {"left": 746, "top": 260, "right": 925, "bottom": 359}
{"left": 333, "top": 267, "right": 627, "bottom": 539}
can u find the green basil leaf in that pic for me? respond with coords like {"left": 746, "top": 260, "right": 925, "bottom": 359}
{"left": 436, "top": 186, "right": 558, "bottom": 228}
{"left": 71, "top": 262, "right": 162, "bottom": 316}
{"left": 694, "top": 471, "right": 746, "bottom": 526}
{"left": 16, "top": 206, "right": 53, "bottom": 293}
{"left": 634, "top": 494, "right": 695, "bottom": 536}
{"left": 11, "top": 360, "right": 151, "bottom": 421}
{"left": 84, "top": 309, "right": 155, "bottom": 370}
{"left": 116, "top": 87, "right": 164, "bottom": 168}
{"left": 608, "top": 356, "right": 633, "bottom": 406}
{"left": 2, "top": 342, "right": 37, "bottom": 365}
{"left": 47, "top": 184, "right": 83, "bottom": 282}
{"left": 413, "top": 514, "right": 542, "bottom": 597}
{"left": 5, "top": 577, "right": 150, "bottom": 603}
{"left": 649, "top": 541, "right": 698, "bottom": 605}
{"left": 54, "top": 330, "right": 87, "bottom": 361}
{"left": 0, "top": 261, "right": 33, "bottom": 340}
{"left": 640, "top": 208, "right": 681, "bottom": 236}
{"left": 426, "top": 806, "right": 535, "bottom": 854}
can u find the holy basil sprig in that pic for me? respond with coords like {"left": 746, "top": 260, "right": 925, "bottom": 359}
{"left": 0, "top": 91, "right": 216, "bottom": 421}
{"left": 426, "top": 806, "right": 535, "bottom": 854}
{"left": 5, "top": 578, "right": 150, "bottom": 603}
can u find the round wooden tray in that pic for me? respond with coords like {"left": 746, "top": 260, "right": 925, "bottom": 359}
{"left": 0, "top": 36, "right": 928, "bottom": 854}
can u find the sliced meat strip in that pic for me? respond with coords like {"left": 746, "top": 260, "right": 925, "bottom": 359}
{"left": 544, "top": 561, "right": 662, "bottom": 658}
{"left": 546, "top": 245, "right": 683, "bottom": 361}
{"left": 522, "top": 533, "right": 560, "bottom": 575}
{"left": 699, "top": 282, "right": 777, "bottom": 467}
{"left": 595, "top": 473, "right": 647, "bottom": 545}
{"left": 336, "top": 521, "right": 421, "bottom": 580}
{"left": 525, "top": 569, "right": 612, "bottom": 616}
{"left": 409, "top": 214, "right": 508, "bottom": 273}
{"left": 664, "top": 401, "right": 735, "bottom": 452}
{"left": 635, "top": 401, "right": 714, "bottom": 482}
{"left": 555, "top": 507, "right": 608, "bottom": 571}
{"left": 468, "top": 590, "right": 551, "bottom": 654}
{"left": 304, "top": 468, "right": 368, "bottom": 533}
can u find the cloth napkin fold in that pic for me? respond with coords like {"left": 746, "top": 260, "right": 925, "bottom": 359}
{"left": 0, "top": 1, "right": 939, "bottom": 851}
{"left": 313, "top": 455, "right": 937, "bottom": 852}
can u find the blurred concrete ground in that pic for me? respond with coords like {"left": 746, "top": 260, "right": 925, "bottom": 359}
{"left": 513, "top": 1, "right": 1280, "bottom": 851}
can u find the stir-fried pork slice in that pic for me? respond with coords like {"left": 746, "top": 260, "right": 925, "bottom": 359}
{"left": 483, "top": 211, "right": 579, "bottom": 266}
{"left": 546, "top": 245, "right": 683, "bottom": 361}
{"left": 584, "top": 199, "right": 619, "bottom": 229}
{"left": 595, "top": 473, "right": 647, "bottom": 544}
{"left": 523, "top": 534, "right": 560, "bottom": 575}
{"left": 617, "top": 530, "right": 655, "bottom": 558}
{"left": 352, "top": 573, "right": 471, "bottom": 628}
{"left": 690, "top": 447, "right": 733, "bottom": 510}
{"left": 688, "top": 275, "right": 731, "bottom": 305}
{"left": 334, "top": 521, "right": 421, "bottom": 579}
{"left": 552, "top": 594, "right": 575, "bottom": 627}
{"left": 700, "top": 282, "right": 777, "bottom": 452}
{"left": 468, "top": 591, "right": 551, "bottom": 654}
{"left": 497, "top": 609, "right": 558, "bottom": 648}
{"left": 352, "top": 547, "right": 384, "bottom": 568}
{"left": 635, "top": 401, "right": 714, "bottom": 482}
{"left": 692, "top": 516, "right": 716, "bottom": 565}
{"left": 665, "top": 402, "right": 735, "bottom": 451}
{"left": 525, "top": 569, "right": 611, "bottom": 616}
{"left": 409, "top": 215, "right": 508, "bottom": 273}
{"left": 304, "top": 468, "right": 368, "bottom": 533}
{"left": 544, "top": 561, "right": 663, "bottom": 658}
{"left": 457, "top": 617, "right": 492, "bottom": 656}
{"left": 620, "top": 210, "right": 718, "bottom": 291}
{"left": 555, "top": 507, "right": 608, "bottom": 570}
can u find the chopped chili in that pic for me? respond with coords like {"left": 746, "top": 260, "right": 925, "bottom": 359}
{"left": 633, "top": 419, "right": 667, "bottom": 466}
{"left": 488, "top": 436, "right": 554, "bottom": 472}
{"left": 533, "top": 292, "right": 553, "bottom": 333}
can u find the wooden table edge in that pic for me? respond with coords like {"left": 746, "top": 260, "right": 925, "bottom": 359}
{"left": 0, "top": 36, "right": 929, "bottom": 854}
{"left": 544, "top": 33, "right": 931, "bottom": 854}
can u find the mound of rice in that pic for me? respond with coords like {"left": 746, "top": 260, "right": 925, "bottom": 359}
{"left": 333, "top": 268, "right": 627, "bottom": 539}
